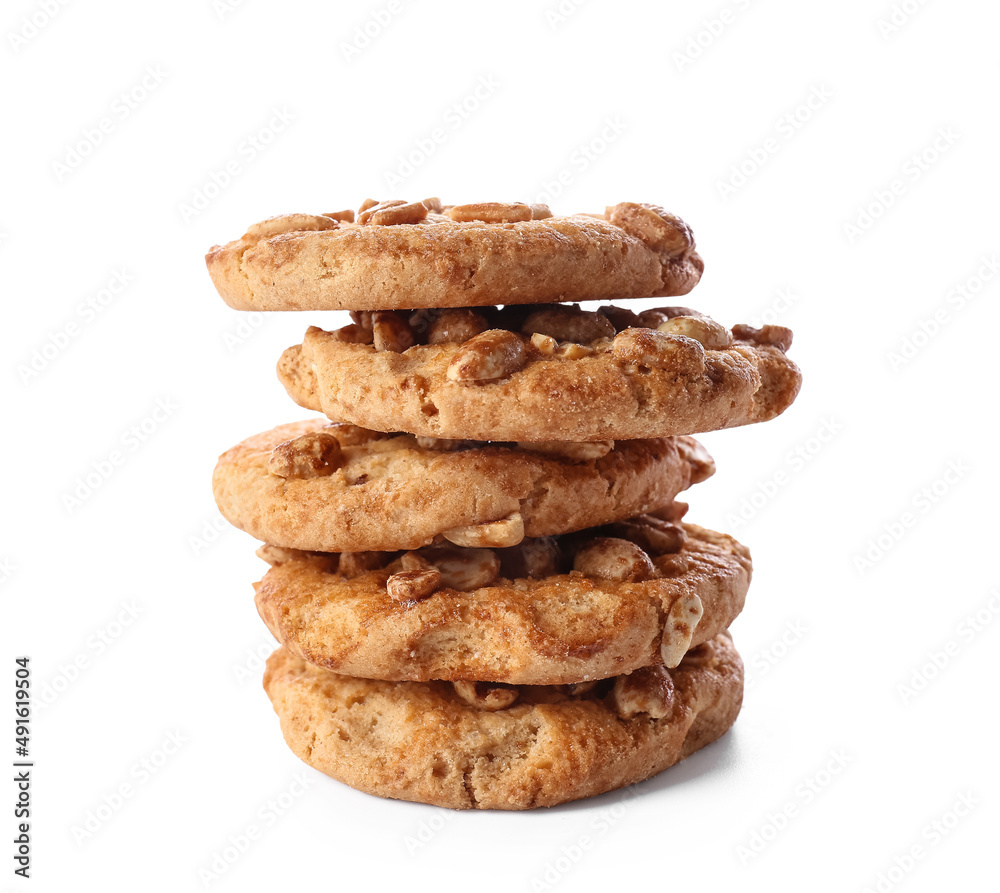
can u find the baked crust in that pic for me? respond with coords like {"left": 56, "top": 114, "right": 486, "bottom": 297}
{"left": 253, "top": 522, "right": 750, "bottom": 684}
{"left": 262, "top": 632, "right": 743, "bottom": 810}
{"left": 212, "top": 418, "right": 714, "bottom": 552}
{"left": 277, "top": 320, "right": 802, "bottom": 442}
{"left": 205, "top": 201, "right": 703, "bottom": 311}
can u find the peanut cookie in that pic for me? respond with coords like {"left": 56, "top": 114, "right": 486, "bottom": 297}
{"left": 253, "top": 518, "right": 750, "bottom": 684}
{"left": 262, "top": 632, "right": 743, "bottom": 810}
{"left": 278, "top": 307, "right": 801, "bottom": 442}
{"left": 212, "top": 419, "right": 714, "bottom": 552}
{"left": 205, "top": 200, "right": 703, "bottom": 311}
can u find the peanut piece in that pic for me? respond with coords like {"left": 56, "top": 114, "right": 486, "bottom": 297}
{"left": 426, "top": 309, "right": 490, "bottom": 345}
{"left": 452, "top": 681, "right": 519, "bottom": 711}
{"left": 412, "top": 545, "right": 500, "bottom": 591}
{"left": 372, "top": 310, "right": 415, "bottom": 353}
{"left": 443, "top": 513, "right": 525, "bottom": 548}
{"left": 521, "top": 305, "right": 614, "bottom": 344}
{"left": 246, "top": 214, "right": 341, "bottom": 239}
{"left": 660, "top": 594, "right": 704, "bottom": 667}
{"left": 268, "top": 432, "right": 344, "bottom": 480}
{"left": 612, "top": 666, "right": 675, "bottom": 719}
{"left": 386, "top": 567, "right": 442, "bottom": 602}
{"left": 447, "top": 330, "right": 527, "bottom": 382}
{"left": 611, "top": 328, "right": 706, "bottom": 374}
{"left": 446, "top": 202, "right": 533, "bottom": 223}
{"left": 657, "top": 315, "right": 732, "bottom": 350}
{"left": 731, "top": 323, "right": 793, "bottom": 352}
{"left": 573, "top": 537, "right": 656, "bottom": 582}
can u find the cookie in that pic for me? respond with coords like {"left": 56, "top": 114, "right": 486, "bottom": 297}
{"left": 205, "top": 200, "right": 703, "bottom": 312}
{"left": 212, "top": 418, "right": 714, "bottom": 553}
{"left": 262, "top": 632, "right": 743, "bottom": 810}
{"left": 253, "top": 519, "right": 750, "bottom": 685}
{"left": 277, "top": 308, "right": 802, "bottom": 442}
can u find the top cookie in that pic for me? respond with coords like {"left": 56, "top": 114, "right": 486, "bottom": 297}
{"left": 205, "top": 199, "right": 704, "bottom": 311}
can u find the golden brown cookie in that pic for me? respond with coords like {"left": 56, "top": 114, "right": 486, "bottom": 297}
{"left": 253, "top": 519, "right": 750, "bottom": 684}
{"left": 205, "top": 200, "right": 703, "bottom": 311}
{"left": 212, "top": 418, "right": 714, "bottom": 552}
{"left": 277, "top": 308, "right": 801, "bottom": 442}
{"left": 262, "top": 632, "right": 743, "bottom": 810}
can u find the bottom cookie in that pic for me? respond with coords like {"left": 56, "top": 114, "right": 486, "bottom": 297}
{"left": 263, "top": 632, "right": 743, "bottom": 810}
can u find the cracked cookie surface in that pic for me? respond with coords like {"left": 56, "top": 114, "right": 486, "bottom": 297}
{"left": 205, "top": 200, "right": 703, "bottom": 311}
{"left": 213, "top": 419, "right": 714, "bottom": 552}
{"left": 262, "top": 632, "right": 743, "bottom": 809}
{"left": 253, "top": 520, "right": 750, "bottom": 684}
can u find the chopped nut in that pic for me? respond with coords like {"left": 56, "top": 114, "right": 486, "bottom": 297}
{"left": 612, "top": 665, "right": 675, "bottom": 719}
{"left": 413, "top": 436, "right": 475, "bottom": 452}
{"left": 246, "top": 213, "right": 342, "bottom": 239}
{"left": 530, "top": 332, "right": 557, "bottom": 355}
{"left": 637, "top": 306, "right": 702, "bottom": 328}
{"left": 256, "top": 544, "right": 338, "bottom": 573}
{"left": 603, "top": 515, "right": 685, "bottom": 555}
{"left": 446, "top": 202, "right": 533, "bottom": 223}
{"left": 674, "top": 438, "right": 715, "bottom": 484}
{"left": 521, "top": 305, "right": 614, "bottom": 344}
{"left": 422, "top": 196, "right": 444, "bottom": 213}
{"left": 563, "top": 680, "right": 599, "bottom": 696}
{"left": 517, "top": 440, "right": 614, "bottom": 461}
{"left": 321, "top": 209, "right": 355, "bottom": 223}
{"left": 498, "top": 536, "right": 561, "bottom": 579}
{"left": 339, "top": 551, "right": 391, "bottom": 578}
{"left": 452, "top": 681, "right": 519, "bottom": 711}
{"left": 607, "top": 202, "right": 694, "bottom": 258}
{"left": 323, "top": 422, "right": 388, "bottom": 447}
{"left": 349, "top": 310, "right": 374, "bottom": 330}
{"left": 358, "top": 198, "right": 379, "bottom": 213}
{"left": 360, "top": 199, "right": 428, "bottom": 226}
{"left": 412, "top": 545, "right": 500, "bottom": 591}
{"left": 611, "top": 328, "right": 706, "bottom": 374}
{"left": 446, "top": 330, "right": 527, "bottom": 383}
{"left": 528, "top": 203, "right": 552, "bottom": 219}
{"left": 599, "top": 305, "right": 643, "bottom": 333}
{"left": 334, "top": 323, "right": 374, "bottom": 344}
{"left": 660, "top": 594, "right": 704, "bottom": 667}
{"left": 556, "top": 342, "right": 595, "bottom": 359}
{"left": 386, "top": 567, "right": 441, "bottom": 602}
{"left": 443, "top": 512, "right": 525, "bottom": 548}
{"left": 268, "top": 432, "right": 344, "bottom": 480}
{"left": 372, "top": 310, "right": 416, "bottom": 352}
{"left": 731, "top": 323, "right": 793, "bottom": 352}
{"left": 657, "top": 315, "right": 732, "bottom": 350}
{"left": 573, "top": 537, "right": 656, "bottom": 582}
{"left": 426, "top": 309, "right": 490, "bottom": 345}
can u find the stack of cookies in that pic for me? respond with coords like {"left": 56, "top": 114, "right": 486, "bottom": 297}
{"left": 207, "top": 199, "right": 801, "bottom": 810}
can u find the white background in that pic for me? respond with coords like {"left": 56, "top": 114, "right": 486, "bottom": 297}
{"left": 2, "top": 0, "right": 998, "bottom": 890}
